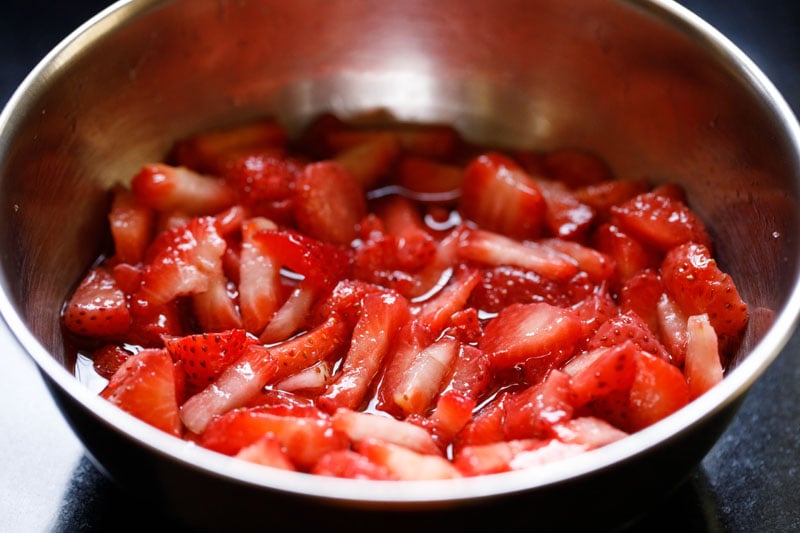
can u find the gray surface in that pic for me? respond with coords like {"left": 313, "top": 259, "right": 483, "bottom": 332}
{"left": 0, "top": 0, "right": 798, "bottom": 531}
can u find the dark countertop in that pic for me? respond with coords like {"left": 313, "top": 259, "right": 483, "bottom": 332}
{"left": 1, "top": 1, "right": 798, "bottom": 531}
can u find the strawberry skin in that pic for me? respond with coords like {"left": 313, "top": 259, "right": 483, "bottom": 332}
{"left": 163, "top": 328, "right": 252, "bottom": 389}
{"left": 63, "top": 266, "right": 131, "bottom": 338}
{"left": 100, "top": 348, "right": 182, "bottom": 437}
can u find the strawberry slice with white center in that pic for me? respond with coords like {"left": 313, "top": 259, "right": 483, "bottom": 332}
{"left": 318, "top": 289, "right": 410, "bottom": 411}
{"left": 135, "top": 216, "right": 227, "bottom": 307}
{"left": 311, "top": 449, "right": 393, "bottom": 480}
{"left": 391, "top": 335, "right": 461, "bottom": 417}
{"left": 131, "top": 163, "right": 236, "bottom": 216}
{"left": 63, "top": 265, "right": 131, "bottom": 338}
{"left": 453, "top": 438, "right": 548, "bottom": 476}
{"left": 108, "top": 186, "right": 155, "bottom": 265}
{"left": 239, "top": 217, "right": 282, "bottom": 335}
{"left": 332, "top": 408, "right": 441, "bottom": 455}
{"left": 100, "top": 348, "right": 182, "bottom": 437}
{"left": 684, "top": 313, "right": 724, "bottom": 399}
{"left": 413, "top": 266, "right": 481, "bottom": 337}
{"left": 355, "top": 437, "right": 462, "bottom": 480}
{"left": 459, "top": 152, "right": 547, "bottom": 240}
{"left": 551, "top": 417, "right": 628, "bottom": 448}
{"left": 457, "top": 227, "right": 579, "bottom": 281}
{"left": 258, "top": 281, "right": 318, "bottom": 344}
{"left": 479, "top": 302, "right": 582, "bottom": 370}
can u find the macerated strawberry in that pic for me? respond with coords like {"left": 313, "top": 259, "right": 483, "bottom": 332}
{"left": 92, "top": 344, "right": 135, "bottom": 379}
{"left": 318, "top": 290, "right": 410, "bottom": 411}
{"left": 294, "top": 160, "right": 367, "bottom": 245}
{"left": 163, "top": 328, "right": 252, "bottom": 389}
{"left": 618, "top": 269, "right": 664, "bottom": 334}
{"left": 592, "top": 223, "right": 661, "bottom": 284}
{"left": 391, "top": 335, "right": 461, "bottom": 417}
{"left": 355, "top": 437, "right": 462, "bottom": 480}
{"left": 191, "top": 273, "right": 242, "bottom": 332}
{"left": 239, "top": 218, "right": 282, "bottom": 335}
{"left": 457, "top": 227, "right": 579, "bottom": 281}
{"left": 568, "top": 341, "right": 639, "bottom": 408}
{"left": 459, "top": 153, "right": 547, "bottom": 240}
{"left": 588, "top": 310, "right": 673, "bottom": 363}
{"left": 126, "top": 298, "right": 185, "bottom": 347}
{"left": 101, "top": 348, "right": 182, "bottom": 437}
{"left": 454, "top": 395, "right": 507, "bottom": 450}
{"left": 442, "top": 307, "right": 483, "bottom": 344}
{"left": 506, "top": 439, "right": 589, "bottom": 471}
{"left": 540, "top": 148, "right": 614, "bottom": 189}
{"left": 574, "top": 178, "right": 650, "bottom": 219}
{"left": 468, "top": 266, "right": 590, "bottom": 313}
{"left": 136, "top": 216, "right": 227, "bottom": 307}
{"left": 454, "top": 438, "right": 547, "bottom": 476}
{"left": 234, "top": 434, "right": 296, "bottom": 471}
{"left": 333, "top": 132, "right": 401, "bottom": 189}
{"left": 479, "top": 302, "right": 582, "bottom": 370}
{"left": 440, "top": 344, "right": 492, "bottom": 403}
{"left": 660, "top": 242, "right": 748, "bottom": 341}
{"left": 611, "top": 192, "right": 712, "bottom": 252}
{"left": 200, "top": 407, "right": 348, "bottom": 469}
{"left": 63, "top": 266, "right": 131, "bottom": 338}
{"left": 656, "top": 292, "right": 689, "bottom": 365}
{"left": 425, "top": 390, "right": 477, "bottom": 446}
{"left": 327, "top": 123, "right": 460, "bottom": 159}
{"left": 374, "top": 320, "right": 435, "bottom": 416}
{"left": 312, "top": 449, "right": 394, "bottom": 480}
{"left": 541, "top": 238, "right": 615, "bottom": 282}
{"left": 108, "top": 186, "right": 155, "bottom": 265}
{"left": 221, "top": 153, "right": 300, "bottom": 204}
{"left": 684, "top": 313, "right": 724, "bottom": 399}
{"left": 625, "top": 351, "right": 690, "bottom": 431}
{"left": 413, "top": 266, "right": 481, "bottom": 337}
{"left": 332, "top": 408, "right": 441, "bottom": 455}
{"left": 131, "top": 163, "right": 236, "bottom": 216}
{"left": 551, "top": 416, "right": 628, "bottom": 449}
{"left": 374, "top": 195, "right": 437, "bottom": 271}
{"left": 274, "top": 360, "right": 332, "bottom": 393}
{"left": 570, "top": 289, "right": 619, "bottom": 345}
{"left": 534, "top": 178, "right": 595, "bottom": 241}
{"left": 396, "top": 156, "right": 463, "bottom": 198}
{"left": 254, "top": 228, "right": 352, "bottom": 291}
{"left": 502, "top": 370, "right": 576, "bottom": 440}
{"left": 172, "top": 118, "right": 288, "bottom": 175}
{"left": 258, "top": 281, "right": 317, "bottom": 344}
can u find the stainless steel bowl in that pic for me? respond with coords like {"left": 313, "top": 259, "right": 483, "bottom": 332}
{"left": 1, "top": 0, "right": 799, "bottom": 530}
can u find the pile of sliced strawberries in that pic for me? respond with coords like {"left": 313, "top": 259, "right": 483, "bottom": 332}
{"left": 62, "top": 112, "right": 748, "bottom": 480}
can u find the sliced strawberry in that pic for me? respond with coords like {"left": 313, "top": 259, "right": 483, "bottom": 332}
{"left": 63, "top": 266, "right": 131, "bottom": 338}
{"left": 459, "top": 153, "right": 547, "bottom": 240}
{"left": 506, "top": 439, "right": 589, "bottom": 471}
{"left": 332, "top": 408, "right": 441, "bottom": 455}
{"left": 574, "top": 178, "right": 650, "bottom": 219}
{"left": 351, "top": 218, "right": 420, "bottom": 297}
{"left": 454, "top": 395, "right": 507, "bottom": 449}
{"left": 373, "top": 195, "right": 437, "bottom": 271}
{"left": 131, "top": 163, "right": 236, "bottom": 216}
{"left": 426, "top": 390, "right": 477, "bottom": 446}
{"left": 221, "top": 153, "right": 300, "bottom": 204}
{"left": 502, "top": 370, "right": 576, "bottom": 440}
{"left": 254, "top": 229, "right": 351, "bottom": 291}
{"left": 396, "top": 156, "right": 463, "bottom": 198}
{"left": 568, "top": 341, "right": 639, "bottom": 408}
{"left": 540, "top": 148, "right": 613, "bottom": 188}
{"left": 163, "top": 328, "right": 251, "bottom": 389}
{"left": 390, "top": 335, "right": 461, "bottom": 417}
{"left": 239, "top": 218, "right": 282, "bottom": 335}
{"left": 355, "top": 438, "right": 462, "bottom": 480}
{"left": 413, "top": 266, "right": 481, "bottom": 337}
{"left": 172, "top": 118, "right": 288, "bottom": 175}
{"left": 274, "top": 360, "right": 332, "bottom": 393}
{"left": 258, "top": 281, "right": 318, "bottom": 344}
{"left": 588, "top": 310, "right": 672, "bottom": 363}
{"left": 453, "top": 438, "right": 547, "bottom": 476}
{"left": 92, "top": 344, "right": 135, "bottom": 380}
{"left": 540, "top": 238, "right": 615, "bottom": 282}
{"left": 534, "top": 178, "right": 595, "bottom": 241}
{"left": 442, "top": 307, "right": 484, "bottom": 344}
{"left": 684, "top": 313, "right": 724, "bottom": 399}
{"left": 126, "top": 298, "right": 186, "bottom": 347}
{"left": 200, "top": 407, "right": 348, "bottom": 469}
{"left": 479, "top": 302, "right": 582, "bottom": 371}
{"left": 625, "top": 351, "right": 690, "bottom": 431}
{"left": 191, "top": 273, "right": 242, "bottom": 332}
{"left": 611, "top": 192, "right": 712, "bottom": 252}
{"left": 440, "top": 344, "right": 492, "bottom": 403}
{"left": 100, "top": 348, "right": 182, "bottom": 437}
{"left": 570, "top": 289, "right": 619, "bottom": 345}
{"left": 333, "top": 132, "right": 401, "bottom": 189}
{"left": 318, "top": 290, "right": 410, "bottom": 411}
{"left": 135, "top": 216, "right": 227, "bottom": 307}
{"left": 656, "top": 292, "right": 689, "bottom": 365}
{"left": 592, "top": 223, "right": 661, "bottom": 284}
{"left": 660, "top": 242, "right": 748, "bottom": 341}
{"left": 551, "top": 416, "right": 628, "bottom": 449}
{"left": 294, "top": 161, "right": 367, "bottom": 245}
{"left": 327, "top": 123, "right": 460, "bottom": 159}
{"left": 108, "top": 186, "right": 155, "bottom": 265}
{"left": 457, "top": 227, "right": 579, "bottom": 281}
{"left": 234, "top": 434, "right": 296, "bottom": 471}
{"left": 618, "top": 269, "right": 664, "bottom": 334}
{"left": 312, "top": 449, "right": 393, "bottom": 480}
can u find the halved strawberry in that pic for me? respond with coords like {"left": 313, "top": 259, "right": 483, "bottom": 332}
{"left": 172, "top": 118, "right": 288, "bottom": 175}
{"left": 253, "top": 228, "right": 351, "bottom": 291}
{"left": 502, "top": 370, "right": 576, "bottom": 440}
{"left": 163, "top": 328, "right": 252, "bottom": 389}
{"left": 311, "top": 449, "right": 393, "bottom": 480}
{"left": 479, "top": 302, "right": 582, "bottom": 370}
{"left": 135, "top": 216, "right": 227, "bottom": 307}
{"left": 63, "top": 266, "right": 131, "bottom": 338}
{"left": 332, "top": 132, "right": 401, "bottom": 188}
{"left": 611, "top": 192, "right": 712, "bottom": 252}
{"left": 294, "top": 161, "right": 367, "bottom": 245}
{"left": 131, "top": 163, "right": 236, "bottom": 216}
{"left": 540, "top": 148, "right": 614, "bottom": 189}
{"left": 456, "top": 227, "right": 579, "bottom": 281}
{"left": 332, "top": 408, "right": 441, "bottom": 455}
{"left": 318, "top": 290, "right": 410, "bottom": 412}
{"left": 459, "top": 153, "right": 547, "bottom": 240}
{"left": 355, "top": 437, "right": 462, "bottom": 480}
{"left": 108, "top": 186, "right": 155, "bottom": 265}
{"left": 660, "top": 242, "right": 748, "bottom": 341}
{"left": 684, "top": 313, "right": 724, "bottom": 399}
{"left": 100, "top": 348, "right": 182, "bottom": 437}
